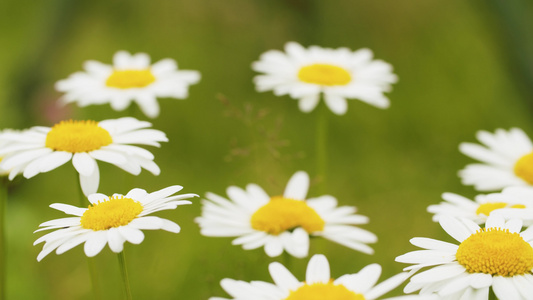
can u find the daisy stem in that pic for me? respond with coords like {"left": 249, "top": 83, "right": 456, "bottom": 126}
{"left": 0, "top": 178, "right": 8, "bottom": 300}
{"left": 316, "top": 103, "right": 328, "bottom": 193}
{"left": 74, "top": 174, "right": 102, "bottom": 300}
{"left": 488, "top": 288, "right": 497, "bottom": 300}
{"left": 282, "top": 251, "right": 293, "bottom": 271}
{"left": 118, "top": 251, "right": 133, "bottom": 300}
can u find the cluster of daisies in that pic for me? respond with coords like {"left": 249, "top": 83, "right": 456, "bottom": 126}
{"left": 395, "top": 128, "right": 533, "bottom": 299}
{"left": 1, "top": 39, "right": 530, "bottom": 300}
{"left": 0, "top": 42, "right": 416, "bottom": 299}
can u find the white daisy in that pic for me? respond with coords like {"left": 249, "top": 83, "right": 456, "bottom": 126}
{"left": 0, "top": 117, "right": 167, "bottom": 195}
{"left": 427, "top": 192, "right": 533, "bottom": 226}
{"left": 395, "top": 215, "right": 533, "bottom": 299}
{"left": 196, "top": 170, "right": 376, "bottom": 258}
{"left": 459, "top": 128, "right": 533, "bottom": 191}
{"left": 252, "top": 41, "right": 397, "bottom": 115}
{"left": 34, "top": 186, "right": 197, "bottom": 261}
{"left": 212, "top": 254, "right": 431, "bottom": 300}
{"left": 56, "top": 51, "right": 201, "bottom": 118}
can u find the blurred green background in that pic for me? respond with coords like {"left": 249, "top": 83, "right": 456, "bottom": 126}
{"left": 1, "top": 0, "right": 533, "bottom": 299}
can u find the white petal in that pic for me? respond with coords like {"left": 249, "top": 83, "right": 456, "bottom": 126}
{"left": 83, "top": 231, "right": 107, "bottom": 257}
{"left": 79, "top": 166, "right": 100, "bottom": 197}
{"left": 269, "top": 262, "right": 300, "bottom": 291}
{"left": 49, "top": 203, "right": 86, "bottom": 216}
{"left": 284, "top": 171, "right": 309, "bottom": 200}
{"left": 324, "top": 94, "right": 348, "bottom": 115}
{"left": 306, "top": 254, "right": 330, "bottom": 284}
{"left": 298, "top": 95, "right": 320, "bottom": 113}
{"left": 72, "top": 152, "right": 97, "bottom": 176}
{"left": 107, "top": 228, "right": 125, "bottom": 253}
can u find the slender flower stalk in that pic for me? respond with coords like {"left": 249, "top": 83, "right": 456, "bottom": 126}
{"left": 0, "top": 178, "right": 7, "bottom": 300}
{"left": 316, "top": 104, "right": 328, "bottom": 193}
{"left": 118, "top": 251, "right": 132, "bottom": 300}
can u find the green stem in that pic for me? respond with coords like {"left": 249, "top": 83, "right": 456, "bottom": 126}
{"left": 316, "top": 103, "right": 328, "bottom": 194}
{"left": 488, "top": 288, "right": 497, "bottom": 300}
{"left": 118, "top": 251, "right": 133, "bottom": 300}
{"left": 74, "top": 173, "right": 101, "bottom": 300}
{"left": 0, "top": 178, "right": 8, "bottom": 300}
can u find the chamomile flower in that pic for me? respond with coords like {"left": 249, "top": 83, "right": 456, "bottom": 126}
{"left": 212, "top": 254, "right": 429, "bottom": 300}
{"left": 252, "top": 42, "right": 397, "bottom": 115}
{"left": 34, "top": 186, "right": 196, "bottom": 261}
{"left": 395, "top": 215, "right": 533, "bottom": 299}
{"left": 459, "top": 128, "right": 533, "bottom": 191}
{"left": 427, "top": 192, "right": 533, "bottom": 226}
{"left": 0, "top": 117, "right": 167, "bottom": 196}
{"left": 56, "top": 51, "right": 201, "bottom": 118}
{"left": 196, "top": 171, "right": 376, "bottom": 258}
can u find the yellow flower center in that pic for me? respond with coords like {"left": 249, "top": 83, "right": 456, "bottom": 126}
{"left": 456, "top": 228, "right": 533, "bottom": 276}
{"left": 80, "top": 196, "right": 143, "bottom": 231}
{"left": 514, "top": 152, "right": 533, "bottom": 185}
{"left": 250, "top": 196, "right": 325, "bottom": 235}
{"left": 476, "top": 202, "right": 526, "bottom": 216}
{"left": 297, "top": 64, "right": 352, "bottom": 86}
{"left": 284, "top": 282, "right": 364, "bottom": 300}
{"left": 105, "top": 69, "right": 156, "bottom": 89}
{"left": 45, "top": 120, "right": 113, "bottom": 153}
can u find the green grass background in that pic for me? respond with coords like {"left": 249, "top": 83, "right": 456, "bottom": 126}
{"left": 1, "top": 0, "right": 533, "bottom": 298}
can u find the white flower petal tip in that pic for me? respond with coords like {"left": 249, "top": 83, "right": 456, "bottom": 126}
{"left": 34, "top": 185, "right": 195, "bottom": 260}
{"left": 197, "top": 170, "right": 376, "bottom": 258}
{"left": 214, "top": 254, "right": 407, "bottom": 299}
{"left": 0, "top": 118, "right": 167, "bottom": 196}
{"left": 397, "top": 214, "right": 533, "bottom": 298}
{"left": 55, "top": 51, "right": 201, "bottom": 118}
{"left": 252, "top": 42, "right": 397, "bottom": 115}
{"left": 459, "top": 127, "right": 533, "bottom": 191}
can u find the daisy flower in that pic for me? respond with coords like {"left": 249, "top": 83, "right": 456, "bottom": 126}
{"left": 212, "top": 254, "right": 431, "bottom": 300}
{"left": 0, "top": 117, "right": 167, "bottom": 196}
{"left": 252, "top": 41, "right": 397, "bottom": 115}
{"left": 56, "top": 51, "right": 201, "bottom": 118}
{"left": 196, "top": 171, "right": 377, "bottom": 258}
{"left": 395, "top": 215, "right": 533, "bottom": 299}
{"left": 427, "top": 191, "right": 533, "bottom": 226}
{"left": 34, "top": 185, "right": 197, "bottom": 261}
{"left": 459, "top": 128, "right": 533, "bottom": 191}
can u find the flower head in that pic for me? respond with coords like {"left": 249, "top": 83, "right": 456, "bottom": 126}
{"left": 196, "top": 171, "right": 376, "bottom": 258}
{"left": 428, "top": 191, "right": 533, "bottom": 226}
{"left": 0, "top": 117, "right": 167, "bottom": 195}
{"left": 459, "top": 128, "right": 533, "bottom": 191}
{"left": 396, "top": 215, "right": 533, "bottom": 299}
{"left": 34, "top": 186, "right": 197, "bottom": 260}
{"left": 252, "top": 42, "right": 397, "bottom": 115}
{"left": 212, "top": 254, "right": 426, "bottom": 300}
{"left": 56, "top": 51, "right": 201, "bottom": 118}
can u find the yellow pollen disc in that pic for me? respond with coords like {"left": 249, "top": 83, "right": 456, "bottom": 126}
{"left": 105, "top": 69, "right": 156, "bottom": 89}
{"left": 80, "top": 196, "right": 143, "bottom": 231}
{"left": 514, "top": 152, "right": 533, "bottom": 185}
{"left": 250, "top": 196, "right": 325, "bottom": 235}
{"left": 476, "top": 202, "right": 526, "bottom": 216}
{"left": 45, "top": 120, "right": 112, "bottom": 153}
{"left": 284, "top": 282, "right": 364, "bottom": 300}
{"left": 297, "top": 64, "right": 352, "bottom": 86}
{"left": 456, "top": 228, "right": 533, "bottom": 276}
